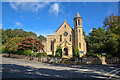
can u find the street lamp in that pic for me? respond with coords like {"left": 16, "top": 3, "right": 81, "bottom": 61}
{"left": 32, "top": 38, "right": 34, "bottom": 60}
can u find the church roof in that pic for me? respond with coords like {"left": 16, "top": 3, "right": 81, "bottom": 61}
{"left": 75, "top": 12, "right": 81, "bottom": 18}
{"left": 55, "top": 20, "right": 73, "bottom": 32}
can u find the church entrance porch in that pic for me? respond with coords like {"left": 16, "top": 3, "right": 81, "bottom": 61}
{"left": 62, "top": 47, "right": 70, "bottom": 59}
{"left": 64, "top": 48, "right": 68, "bottom": 56}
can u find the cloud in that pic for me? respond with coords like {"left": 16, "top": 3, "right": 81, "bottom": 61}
{"left": 49, "top": 3, "right": 59, "bottom": 16}
{"left": 105, "top": 10, "right": 113, "bottom": 15}
{"left": 0, "top": 24, "right": 2, "bottom": 29}
{"left": 90, "top": 29, "right": 93, "bottom": 32}
{"left": 15, "top": 21, "right": 23, "bottom": 27}
{"left": 9, "top": 2, "right": 49, "bottom": 12}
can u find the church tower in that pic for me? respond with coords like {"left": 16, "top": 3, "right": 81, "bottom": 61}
{"left": 74, "top": 12, "right": 85, "bottom": 53}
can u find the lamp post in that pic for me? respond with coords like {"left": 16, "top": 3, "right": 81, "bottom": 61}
{"left": 32, "top": 38, "right": 34, "bottom": 60}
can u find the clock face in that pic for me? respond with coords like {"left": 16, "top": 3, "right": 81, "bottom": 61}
{"left": 64, "top": 32, "right": 68, "bottom": 36}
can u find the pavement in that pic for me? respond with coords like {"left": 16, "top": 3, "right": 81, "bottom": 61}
{"left": 1, "top": 55, "right": 120, "bottom": 80}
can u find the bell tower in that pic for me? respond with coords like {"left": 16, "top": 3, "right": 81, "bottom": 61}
{"left": 74, "top": 12, "right": 84, "bottom": 51}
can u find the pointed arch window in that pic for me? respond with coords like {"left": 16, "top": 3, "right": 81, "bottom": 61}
{"left": 60, "top": 35, "right": 62, "bottom": 42}
{"left": 65, "top": 25, "right": 66, "bottom": 28}
{"left": 76, "top": 20, "right": 77, "bottom": 26}
{"left": 79, "top": 29, "right": 80, "bottom": 33}
{"left": 78, "top": 19, "right": 80, "bottom": 25}
{"left": 79, "top": 42, "right": 81, "bottom": 48}
{"left": 51, "top": 41, "right": 53, "bottom": 51}
{"left": 70, "top": 35, "right": 71, "bottom": 41}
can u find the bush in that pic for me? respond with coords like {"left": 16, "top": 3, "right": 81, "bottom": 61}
{"left": 41, "top": 52, "right": 47, "bottom": 57}
{"left": 73, "top": 45, "right": 79, "bottom": 57}
{"left": 55, "top": 52, "right": 61, "bottom": 57}
{"left": 47, "top": 54, "right": 53, "bottom": 57}
{"left": 105, "top": 53, "right": 113, "bottom": 58}
{"left": 36, "top": 53, "right": 42, "bottom": 57}
{"left": 36, "top": 52, "right": 47, "bottom": 57}
{"left": 24, "top": 50, "right": 32, "bottom": 56}
{"left": 55, "top": 45, "right": 62, "bottom": 57}
{"left": 2, "top": 45, "right": 7, "bottom": 53}
{"left": 16, "top": 50, "right": 24, "bottom": 55}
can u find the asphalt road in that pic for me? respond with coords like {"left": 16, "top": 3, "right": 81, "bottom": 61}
{"left": 1, "top": 56, "right": 120, "bottom": 80}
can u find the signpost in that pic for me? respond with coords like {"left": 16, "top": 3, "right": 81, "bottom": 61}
{"left": 31, "top": 50, "right": 34, "bottom": 60}
{"left": 101, "top": 53, "right": 106, "bottom": 64}
{"left": 79, "top": 51, "right": 84, "bottom": 54}
{"left": 32, "top": 50, "right": 34, "bottom": 53}
{"left": 79, "top": 51, "right": 84, "bottom": 57}
{"left": 101, "top": 53, "right": 106, "bottom": 56}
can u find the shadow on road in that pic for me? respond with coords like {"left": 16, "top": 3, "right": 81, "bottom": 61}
{"left": 1, "top": 64, "right": 112, "bottom": 80}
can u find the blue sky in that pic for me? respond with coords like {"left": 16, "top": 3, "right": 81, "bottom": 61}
{"left": 2, "top": 2, "right": 118, "bottom": 37}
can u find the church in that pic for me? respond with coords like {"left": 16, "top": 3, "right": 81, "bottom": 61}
{"left": 46, "top": 12, "right": 87, "bottom": 58}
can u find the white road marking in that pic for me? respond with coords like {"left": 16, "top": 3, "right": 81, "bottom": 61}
{"left": 109, "top": 68, "right": 120, "bottom": 74}
{"left": 107, "top": 68, "right": 120, "bottom": 80}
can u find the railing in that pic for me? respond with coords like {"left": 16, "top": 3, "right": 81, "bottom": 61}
{"left": 2, "top": 53, "right": 120, "bottom": 65}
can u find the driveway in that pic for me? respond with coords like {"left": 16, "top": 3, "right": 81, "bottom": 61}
{"left": 1, "top": 55, "right": 120, "bottom": 80}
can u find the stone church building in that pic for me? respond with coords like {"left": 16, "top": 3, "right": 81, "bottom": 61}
{"left": 47, "top": 12, "right": 87, "bottom": 58}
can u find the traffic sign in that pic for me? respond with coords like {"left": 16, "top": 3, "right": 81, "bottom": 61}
{"left": 79, "top": 51, "right": 84, "bottom": 54}
{"left": 101, "top": 53, "right": 106, "bottom": 55}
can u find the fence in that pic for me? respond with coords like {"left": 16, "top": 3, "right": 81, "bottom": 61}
{"left": 2, "top": 53, "right": 120, "bottom": 65}
{"left": 105, "top": 58, "right": 120, "bottom": 64}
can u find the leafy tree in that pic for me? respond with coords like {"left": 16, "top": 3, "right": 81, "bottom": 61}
{"left": 73, "top": 45, "right": 79, "bottom": 57}
{"left": 103, "top": 14, "right": 120, "bottom": 35}
{"left": 55, "top": 45, "right": 62, "bottom": 57}
{"left": 38, "top": 35, "right": 46, "bottom": 42}
{"left": 86, "top": 27, "right": 107, "bottom": 54}
{"left": 102, "top": 14, "right": 120, "bottom": 57}
{"left": 2, "top": 29, "right": 9, "bottom": 44}
{"left": 2, "top": 29, "right": 38, "bottom": 44}
{"left": 18, "top": 37, "right": 44, "bottom": 52}
{"left": 5, "top": 37, "right": 22, "bottom": 57}
{"left": 102, "top": 36, "right": 119, "bottom": 57}
{"left": 85, "top": 14, "right": 120, "bottom": 58}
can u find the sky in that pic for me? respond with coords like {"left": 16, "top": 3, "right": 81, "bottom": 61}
{"left": 2, "top": 2, "right": 118, "bottom": 37}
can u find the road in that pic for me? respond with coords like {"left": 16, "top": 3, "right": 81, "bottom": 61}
{"left": 1, "top": 56, "right": 120, "bottom": 80}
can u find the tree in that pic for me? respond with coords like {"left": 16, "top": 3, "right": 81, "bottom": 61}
{"left": 102, "top": 35, "right": 119, "bottom": 57}
{"left": 73, "top": 45, "right": 79, "bottom": 57}
{"left": 103, "top": 14, "right": 120, "bottom": 35}
{"left": 38, "top": 35, "right": 46, "bottom": 42}
{"left": 5, "top": 37, "right": 22, "bottom": 57}
{"left": 102, "top": 14, "right": 120, "bottom": 57}
{"left": 18, "top": 37, "right": 44, "bottom": 52}
{"left": 2, "top": 29, "right": 38, "bottom": 45}
{"left": 86, "top": 27, "right": 107, "bottom": 54}
{"left": 55, "top": 45, "right": 62, "bottom": 57}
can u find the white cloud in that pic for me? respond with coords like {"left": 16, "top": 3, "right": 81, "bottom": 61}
{"left": 0, "top": 24, "right": 2, "bottom": 29}
{"left": 90, "top": 29, "right": 93, "bottom": 32}
{"left": 15, "top": 21, "right": 23, "bottom": 27}
{"left": 9, "top": 2, "right": 49, "bottom": 12}
{"left": 105, "top": 10, "right": 113, "bottom": 15}
{"left": 49, "top": 3, "right": 59, "bottom": 16}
